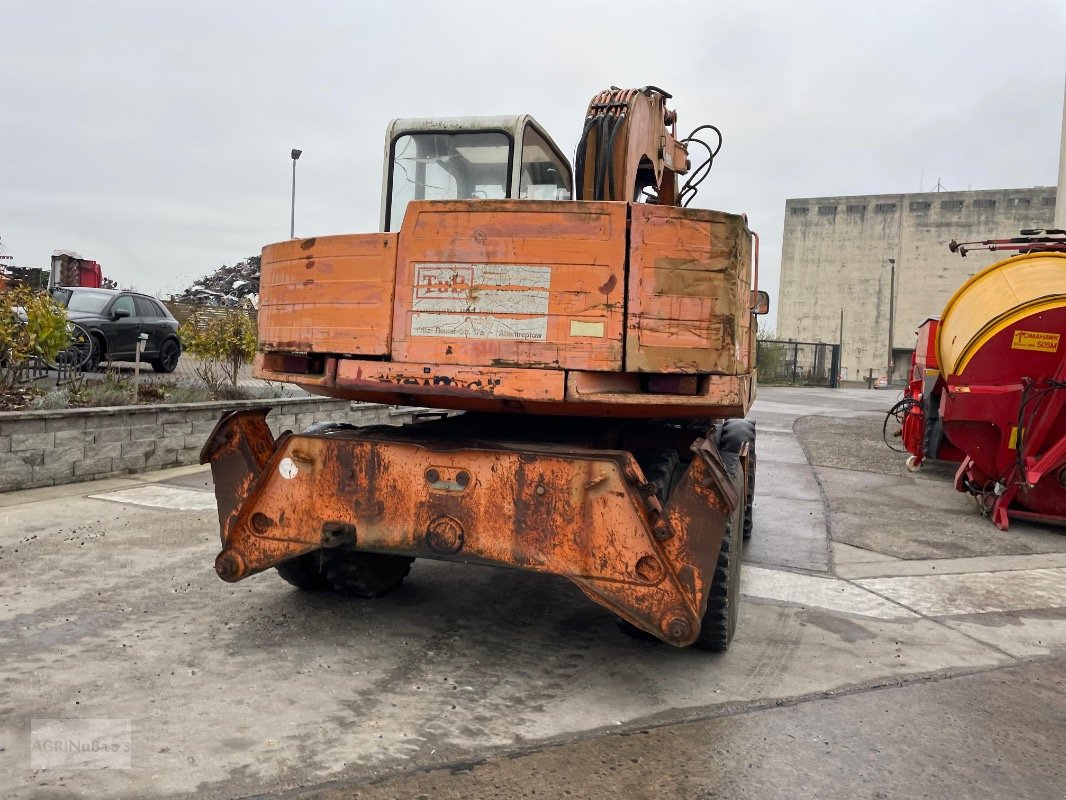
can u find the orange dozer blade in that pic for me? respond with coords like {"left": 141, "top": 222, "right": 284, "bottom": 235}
{"left": 200, "top": 409, "right": 739, "bottom": 647}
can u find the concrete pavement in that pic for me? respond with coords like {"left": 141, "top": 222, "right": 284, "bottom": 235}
{"left": 300, "top": 659, "right": 1066, "bottom": 800}
{"left": 1, "top": 387, "right": 1064, "bottom": 799}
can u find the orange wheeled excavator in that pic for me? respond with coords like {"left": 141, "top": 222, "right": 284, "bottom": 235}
{"left": 201, "top": 87, "right": 768, "bottom": 649}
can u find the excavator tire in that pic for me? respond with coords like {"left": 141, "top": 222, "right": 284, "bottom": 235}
{"left": 275, "top": 550, "right": 413, "bottom": 597}
{"left": 692, "top": 451, "right": 745, "bottom": 651}
{"left": 717, "top": 418, "right": 756, "bottom": 540}
{"left": 615, "top": 448, "right": 686, "bottom": 643}
{"left": 275, "top": 551, "right": 333, "bottom": 591}
{"left": 634, "top": 447, "right": 681, "bottom": 503}
{"left": 324, "top": 551, "right": 414, "bottom": 598}
{"left": 618, "top": 448, "right": 745, "bottom": 649}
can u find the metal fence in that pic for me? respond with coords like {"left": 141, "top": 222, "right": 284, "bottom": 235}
{"left": 756, "top": 339, "right": 840, "bottom": 388}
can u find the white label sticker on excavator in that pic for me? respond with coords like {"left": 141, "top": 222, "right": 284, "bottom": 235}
{"left": 410, "top": 313, "right": 547, "bottom": 340}
{"left": 278, "top": 458, "right": 298, "bottom": 479}
{"left": 410, "top": 263, "right": 550, "bottom": 340}
{"left": 412, "top": 263, "right": 550, "bottom": 314}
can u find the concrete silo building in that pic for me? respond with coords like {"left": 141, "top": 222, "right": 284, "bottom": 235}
{"left": 776, "top": 186, "right": 1058, "bottom": 384}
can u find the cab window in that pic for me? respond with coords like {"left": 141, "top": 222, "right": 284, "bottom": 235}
{"left": 388, "top": 131, "right": 511, "bottom": 230}
{"left": 520, "top": 125, "right": 572, "bottom": 200}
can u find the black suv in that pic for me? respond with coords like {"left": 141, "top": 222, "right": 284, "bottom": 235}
{"left": 51, "top": 287, "right": 183, "bottom": 372}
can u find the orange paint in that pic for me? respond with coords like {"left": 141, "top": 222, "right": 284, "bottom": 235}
{"left": 259, "top": 233, "right": 397, "bottom": 356}
{"left": 202, "top": 409, "right": 740, "bottom": 646}
{"left": 255, "top": 200, "right": 756, "bottom": 420}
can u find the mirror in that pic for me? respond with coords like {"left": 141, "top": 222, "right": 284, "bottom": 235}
{"left": 751, "top": 290, "right": 770, "bottom": 315}
{"left": 112, "top": 308, "right": 132, "bottom": 320}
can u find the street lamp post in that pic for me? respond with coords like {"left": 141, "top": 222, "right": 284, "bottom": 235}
{"left": 887, "top": 258, "right": 897, "bottom": 383}
{"left": 290, "top": 148, "right": 302, "bottom": 239}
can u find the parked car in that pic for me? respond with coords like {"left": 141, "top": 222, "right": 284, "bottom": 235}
{"left": 50, "top": 287, "right": 182, "bottom": 372}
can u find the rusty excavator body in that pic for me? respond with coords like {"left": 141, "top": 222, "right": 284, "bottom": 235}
{"left": 201, "top": 87, "right": 767, "bottom": 649}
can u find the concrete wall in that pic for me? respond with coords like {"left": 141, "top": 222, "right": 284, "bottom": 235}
{"left": 0, "top": 398, "right": 429, "bottom": 493}
{"left": 777, "top": 186, "right": 1058, "bottom": 382}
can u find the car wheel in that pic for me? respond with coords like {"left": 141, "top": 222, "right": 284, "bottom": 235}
{"left": 151, "top": 338, "right": 181, "bottom": 373}
{"left": 88, "top": 334, "right": 106, "bottom": 371}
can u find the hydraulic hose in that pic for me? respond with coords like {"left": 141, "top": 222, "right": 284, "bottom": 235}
{"left": 573, "top": 115, "right": 598, "bottom": 200}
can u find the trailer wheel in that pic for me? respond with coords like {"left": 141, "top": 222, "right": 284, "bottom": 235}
{"left": 716, "top": 418, "right": 756, "bottom": 540}
{"left": 325, "top": 551, "right": 414, "bottom": 598}
{"left": 692, "top": 452, "right": 745, "bottom": 651}
{"left": 275, "top": 551, "right": 333, "bottom": 591}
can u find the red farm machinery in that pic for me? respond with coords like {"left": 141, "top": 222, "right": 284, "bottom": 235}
{"left": 896, "top": 229, "right": 1066, "bottom": 530}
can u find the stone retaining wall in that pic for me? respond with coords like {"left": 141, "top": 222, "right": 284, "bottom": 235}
{"left": 0, "top": 399, "right": 423, "bottom": 493}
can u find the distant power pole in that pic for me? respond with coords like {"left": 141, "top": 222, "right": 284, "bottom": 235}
{"left": 887, "top": 258, "right": 897, "bottom": 381}
{"left": 1057, "top": 75, "right": 1066, "bottom": 230}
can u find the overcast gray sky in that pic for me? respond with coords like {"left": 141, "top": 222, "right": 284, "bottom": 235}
{"left": 2, "top": 0, "right": 1064, "bottom": 325}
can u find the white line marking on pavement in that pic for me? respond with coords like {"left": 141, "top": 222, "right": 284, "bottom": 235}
{"left": 88, "top": 485, "right": 216, "bottom": 512}
{"left": 856, "top": 568, "right": 1066, "bottom": 617}
{"left": 836, "top": 551, "right": 1066, "bottom": 580}
{"left": 741, "top": 565, "right": 919, "bottom": 620}
{"left": 750, "top": 401, "right": 842, "bottom": 416}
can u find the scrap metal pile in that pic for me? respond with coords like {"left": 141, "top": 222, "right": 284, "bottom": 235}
{"left": 170, "top": 256, "right": 260, "bottom": 308}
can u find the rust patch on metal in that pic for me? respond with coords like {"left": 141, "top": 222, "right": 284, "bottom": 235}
{"left": 200, "top": 419, "right": 738, "bottom": 646}
{"left": 425, "top": 515, "right": 464, "bottom": 554}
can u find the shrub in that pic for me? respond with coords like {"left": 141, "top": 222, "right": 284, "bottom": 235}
{"left": 163, "top": 384, "right": 215, "bottom": 404}
{"left": 0, "top": 286, "right": 70, "bottom": 387}
{"left": 179, "top": 309, "right": 257, "bottom": 390}
{"left": 28, "top": 389, "right": 68, "bottom": 410}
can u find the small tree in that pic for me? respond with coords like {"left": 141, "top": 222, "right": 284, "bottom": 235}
{"left": 179, "top": 308, "right": 258, "bottom": 392}
{"left": 0, "top": 286, "right": 70, "bottom": 387}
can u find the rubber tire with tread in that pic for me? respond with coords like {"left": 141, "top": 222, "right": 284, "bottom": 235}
{"left": 151, "top": 337, "right": 181, "bottom": 373}
{"left": 615, "top": 449, "right": 686, "bottom": 643}
{"left": 691, "top": 451, "right": 745, "bottom": 651}
{"left": 716, "top": 418, "right": 756, "bottom": 540}
{"left": 87, "top": 333, "right": 106, "bottom": 372}
{"left": 275, "top": 549, "right": 413, "bottom": 597}
{"left": 325, "top": 550, "right": 414, "bottom": 597}
{"left": 275, "top": 551, "right": 333, "bottom": 590}
{"left": 633, "top": 448, "right": 681, "bottom": 503}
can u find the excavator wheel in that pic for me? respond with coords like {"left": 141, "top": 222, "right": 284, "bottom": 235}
{"left": 691, "top": 451, "right": 745, "bottom": 651}
{"left": 633, "top": 448, "right": 682, "bottom": 503}
{"left": 618, "top": 448, "right": 745, "bottom": 650}
{"left": 275, "top": 551, "right": 333, "bottom": 591}
{"left": 615, "top": 448, "right": 687, "bottom": 643}
{"left": 717, "top": 418, "right": 756, "bottom": 540}
{"left": 325, "top": 551, "right": 414, "bottom": 598}
{"left": 275, "top": 549, "right": 413, "bottom": 597}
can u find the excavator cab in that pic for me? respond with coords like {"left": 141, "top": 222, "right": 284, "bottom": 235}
{"left": 380, "top": 116, "right": 573, "bottom": 231}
